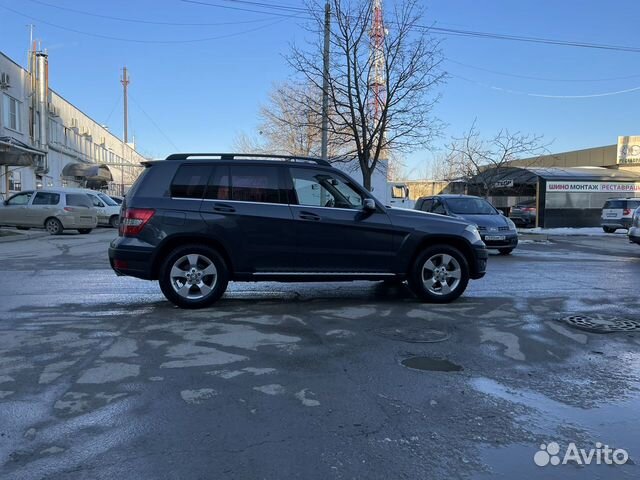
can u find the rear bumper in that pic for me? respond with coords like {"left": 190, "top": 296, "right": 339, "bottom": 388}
{"left": 108, "top": 237, "right": 154, "bottom": 280}
{"left": 59, "top": 215, "right": 98, "bottom": 229}
{"left": 470, "top": 245, "right": 488, "bottom": 280}
{"left": 601, "top": 219, "right": 632, "bottom": 229}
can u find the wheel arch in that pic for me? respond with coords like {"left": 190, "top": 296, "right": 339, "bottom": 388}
{"left": 409, "top": 235, "right": 475, "bottom": 274}
{"left": 150, "top": 234, "right": 234, "bottom": 280}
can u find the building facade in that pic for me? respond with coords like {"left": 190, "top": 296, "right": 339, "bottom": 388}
{"left": 0, "top": 49, "right": 146, "bottom": 199}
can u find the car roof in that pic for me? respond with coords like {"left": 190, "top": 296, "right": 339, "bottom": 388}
{"left": 419, "top": 194, "right": 482, "bottom": 200}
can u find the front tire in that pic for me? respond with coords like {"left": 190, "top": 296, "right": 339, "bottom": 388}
{"left": 407, "top": 245, "right": 469, "bottom": 303}
{"left": 498, "top": 248, "right": 514, "bottom": 255}
{"left": 109, "top": 215, "right": 119, "bottom": 228}
{"left": 45, "top": 218, "right": 63, "bottom": 235}
{"left": 159, "top": 244, "right": 229, "bottom": 309}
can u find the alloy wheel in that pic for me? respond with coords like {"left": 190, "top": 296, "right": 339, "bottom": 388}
{"left": 421, "top": 253, "right": 462, "bottom": 296}
{"left": 169, "top": 254, "right": 218, "bottom": 300}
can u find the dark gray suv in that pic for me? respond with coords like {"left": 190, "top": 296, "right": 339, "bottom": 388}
{"left": 109, "top": 154, "right": 488, "bottom": 308}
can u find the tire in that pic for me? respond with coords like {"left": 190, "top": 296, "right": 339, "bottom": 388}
{"left": 603, "top": 226, "right": 616, "bottom": 233}
{"left": 109, "top": 215, "right": 119, "bottom": 229}
{"left": 159, "top": 244, "right": 229, "bottom": 309}
{"left": 78, "top": 228, "right": 93, "bottom": 234}
{"left": 44, "top": 217, "right": 63, "bottom": 235}
{"left": 407, "top": 245, "right": 470, "bottom": 303}
{"left": 16, "top": 226, "right": 31, "bottom": 231}
{"left": 498, "top": 248, "right": 514, "bottom": 255}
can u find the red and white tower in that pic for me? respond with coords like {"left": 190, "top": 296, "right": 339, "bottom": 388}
{"left": 370, "top": 0, "right": 386, "bottom": 123}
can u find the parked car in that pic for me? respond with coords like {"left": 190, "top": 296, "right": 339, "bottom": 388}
{"left": 109, "top": 153, "right": 488, "bottom": 308}
{"left": 82, "top": 190, "right": 121, "bottom": 228}
{"left": 601, "top": 198, "right": 640, "bottom": 233}
{"left": 509, "top": 199, "right": 537, "bottom": 227}
{"left": 0, "top": 189, "right": 98, "bottom": 235}
{"left": 629, "top": 206, "right": 640, "bottom": 245}
{"left": 109, "top": 195, "right": 123, "bottom": 205}
{"left": 415, "top": 194, "right": 518, "bottom": 255}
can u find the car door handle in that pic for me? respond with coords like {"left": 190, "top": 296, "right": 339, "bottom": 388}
{"left": 213, "top": 203, "right": 236, "bottom": 213}
{"left": 299, "top": 212, "right": 321, "bottom": 221}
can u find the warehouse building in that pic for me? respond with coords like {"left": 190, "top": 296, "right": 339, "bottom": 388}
{"left": 0, "top": 48, "right": 146, "bottom": 199}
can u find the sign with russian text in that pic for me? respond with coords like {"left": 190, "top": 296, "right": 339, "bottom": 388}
{"left": 617, "top": 136, "right": 640, "bottom": 165}
{"left": 547, "top": 181, "right": 640, "bottom": 193}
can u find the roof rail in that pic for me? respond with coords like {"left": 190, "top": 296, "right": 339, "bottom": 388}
{"left": 164, "top": 153, "right": 331, "bottom": 167}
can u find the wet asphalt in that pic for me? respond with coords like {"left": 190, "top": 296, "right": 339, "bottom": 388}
{"left": 0, "top": 229, "right": 639, "bottom": 479}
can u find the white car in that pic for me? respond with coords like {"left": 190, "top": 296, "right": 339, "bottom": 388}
{"left": 66, "top": 188, "right": 121, "bottom": 228}
{"left": 629, "top": 206, "right": 640, "bottom": 245}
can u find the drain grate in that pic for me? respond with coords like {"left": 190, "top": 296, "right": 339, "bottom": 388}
{"left": 375, "top": 326, "right": 450, "bottom": 343}
{"left": 557, "top": 314, "right": 640, "bottom": 334}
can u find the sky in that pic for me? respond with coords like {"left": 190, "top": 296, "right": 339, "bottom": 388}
{"left": 1, "top": 0, "right": 639, "bottom": 179}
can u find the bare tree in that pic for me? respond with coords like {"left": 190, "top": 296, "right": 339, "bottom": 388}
{"left": 446, "top": 120, "right": 548, "bottom": 197}
{"left": 287, "top": 0, "right": 444, "bottom": 190}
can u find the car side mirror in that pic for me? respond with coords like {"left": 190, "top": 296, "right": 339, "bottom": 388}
{"left": 363, "top": 198, "right": 376, "bottom": 211}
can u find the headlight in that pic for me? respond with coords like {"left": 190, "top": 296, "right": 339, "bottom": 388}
{"left": 506, "top": 218, "right": 517, "bottom": 231}
{"left": 465, "top": 224, "right": 482, "bottom": 242}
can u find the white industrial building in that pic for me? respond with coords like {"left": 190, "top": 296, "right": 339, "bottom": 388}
{"left": 0, "top": 48, "right": 146, "bottom": 199}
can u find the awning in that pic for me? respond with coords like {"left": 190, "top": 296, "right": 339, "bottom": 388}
{"left": 62, "top": 162, "right": 113, "bottom": 182}
{"left": 0, "top": 137, "right": 46, "bottom": 166}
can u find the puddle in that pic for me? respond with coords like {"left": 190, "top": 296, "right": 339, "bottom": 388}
{"left": 401, "top": 356, "right": 463, "bottom": 372}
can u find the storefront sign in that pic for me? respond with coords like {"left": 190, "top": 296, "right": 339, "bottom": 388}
{"left": 617, "top": 136, "right": 640, "bottom": 165}
{"left": 492, "top": 179, "right": 514, "bottom": 188}
{"left": 547, "top": 181, "right": 640, "bottom": 193}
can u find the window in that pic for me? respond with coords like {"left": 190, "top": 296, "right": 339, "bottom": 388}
{"left": 7, "top": 191, "right": 32, "bottom": 205}
{"left": 431, "top": 200, "right": 447, "bottom": 215}
{"left": 171, "top": 164, "right": 212, "bottom": 199}
{"left": 290, "top": 168, "right": 364, "bottom": 209}
{"left": 98, "top": 193, "right": 118, "bottom": 206}
{"left": 32, "top": 192, "right": 60, "bottom": 205}
{"left": 8, "top": 171, "right": 21, "bottom": 191}
{"left": 204, "top": 166, "right": 230, "bottom": 200}
{"left": 2, "top": 94, "right": 21, "bottom": 131}
{"left": 419, "top": 199, "right": 433, "bottom": 212}
{"left": 66, "top": 194, "right": 92, "bottom": 208}
{"left": 88, "top": 194, "right": 105, "bottom": 207}
{"left": 230, "top": 165, "right": 283, "bottom": 204}
{"left": 445, "top": 197, "right": 497, "bottom": 215}
{"left": 391, "top": 185, "right": 407, "bottom": 199}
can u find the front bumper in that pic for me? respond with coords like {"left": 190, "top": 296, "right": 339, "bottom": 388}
{"left": 480, "top": 232, "right": 518, "bottom": 249}
{"left": 108, "top": 237, "right": 155, "bottom": 280}
{"left": 470, "top": 245, "right": 488, "bottom": 280}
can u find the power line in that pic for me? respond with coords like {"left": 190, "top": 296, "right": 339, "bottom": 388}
{"left": 128, "top": 94, "right": 180, "bottom": 151}
{"left": 0, "top": 4, "right": 288, "bottom": 44}
{"left": 445, "top": 58, "right": 640, "bottom": 83}
{"left": 24, "top": 0, "right": 279, "bottom": 26}
{"left": 179, "top": 0, "right": 305, "bottom": 17}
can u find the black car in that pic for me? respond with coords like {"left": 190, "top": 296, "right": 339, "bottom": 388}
{"left": 415, "top": 194, "right": 518, "bottom": 255}
{"left": 109, "top": 153, "right": 488, "bottom": 308}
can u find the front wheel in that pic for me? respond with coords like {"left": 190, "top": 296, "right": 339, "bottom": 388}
{"left": 109, "top": 215, "right": 119, "bottom": 228}
{"left": 159, "top": 244, "right": 229, "bottom": 309}
{"left": 407, "top": 245, "right": 470, "bottom": 303}
{"left": 498, "top": 248, "right": 514, "bottom": 255}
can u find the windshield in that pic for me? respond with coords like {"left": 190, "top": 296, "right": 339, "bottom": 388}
{"left": 446, "top": 197, "right": 497, "bottom": 215}
{"left": 98, "top": 193, "right": 118, "bottom": 206}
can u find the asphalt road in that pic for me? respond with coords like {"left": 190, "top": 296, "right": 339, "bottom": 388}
{"left": 0, "top": 229, "right": 639, "bottom": 480}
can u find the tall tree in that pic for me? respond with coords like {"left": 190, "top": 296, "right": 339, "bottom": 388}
{"left": 287, "top": 0, "right": 444, "bottom": 190}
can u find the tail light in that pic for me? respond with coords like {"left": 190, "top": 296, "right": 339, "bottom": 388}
{"left": 623, "top": 208, "right": 632, "bottom": 216}
{"left": 521, "top": 207, "right": 536, "bottom": 212}
{"left": 119, "top": 208, "right": 155, "bottom": 236}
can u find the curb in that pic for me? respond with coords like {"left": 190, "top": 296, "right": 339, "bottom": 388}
{"left": 0, "top": 230, "right": 49, "bottom": 243}
{"left": 518, "top": 233, "right": 549, "bottom": 242}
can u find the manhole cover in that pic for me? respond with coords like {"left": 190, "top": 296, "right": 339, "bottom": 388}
{"left": 558, "top": 314, "right": 640, "bottom": 334}
{"left": 401, "top": 356, "right": 463, "bottom": 372}
{"left": 375, "top": 326, "right": 450, "bottom": 343}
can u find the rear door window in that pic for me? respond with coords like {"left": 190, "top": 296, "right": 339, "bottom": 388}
{"left": 66, "top": 194, "right": 92, "bottom": 208}
{"left": 32, "top": 192, "right": 60, "bottom": 205}
{"left": 204, "top": 166, "right": 230, "bottom": 200}
{"left": 230, "top": 165, "right": 284, "bottom": 204}
{"left": 419, "top": 199, "right": 433, "bottom": 212}
{"left": 171, "top": 164, "right": 212, "bottom": 199}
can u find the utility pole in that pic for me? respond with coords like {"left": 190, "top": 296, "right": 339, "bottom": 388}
{"left": 320, "top": 1, "right": 331, "bottom": 160}
{"left": 120, "top": 67, "right": 130, "bottom": 195}
{"left": 120, "top": 67, "right": 130, "bottom": 144}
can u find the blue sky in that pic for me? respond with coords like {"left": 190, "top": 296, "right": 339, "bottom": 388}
{"left": 1, "top": 0, "right": 639, "bottom": 177}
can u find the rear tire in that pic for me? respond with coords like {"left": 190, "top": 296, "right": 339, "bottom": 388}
{"left": 159, "top": 244, "right": 229, "bottom": 309}
{"left": 44, "top": 218, "right": 63, "bottom": 235}
{"left": 78, "top": 228, "right": 93, "bottom": 234}
{"left": 407, "top": 245, "right": 469, "bottom": 303}
{"left": 498, "top": 248, "right": 514, "bottom": 255}
{"left": 109, "top": 215, "right": 119, "bottom": 229}
{"left": 603, "top": 226, "right": 616, "bottom": 233}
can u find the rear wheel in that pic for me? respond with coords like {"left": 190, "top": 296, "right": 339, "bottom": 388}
{"left": 45, "top": 218, "right": 63, "bottom": 235}
{"left": 109, "top": 215, "right": 119, "bottom": 228}
{"left": 78, "top": 228, "right": 93, "bottom": 234}
{"left": 407, "top": 245, "right": 469, "bottom": 303}
{"left": 498, "top": 248, "right": 514, "bottom": 255}
{"left": 603, "top": 226, "right": 616, "bottom": 233}
{"left": 159, "top": 244, "right": 229, "bottom": 309}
